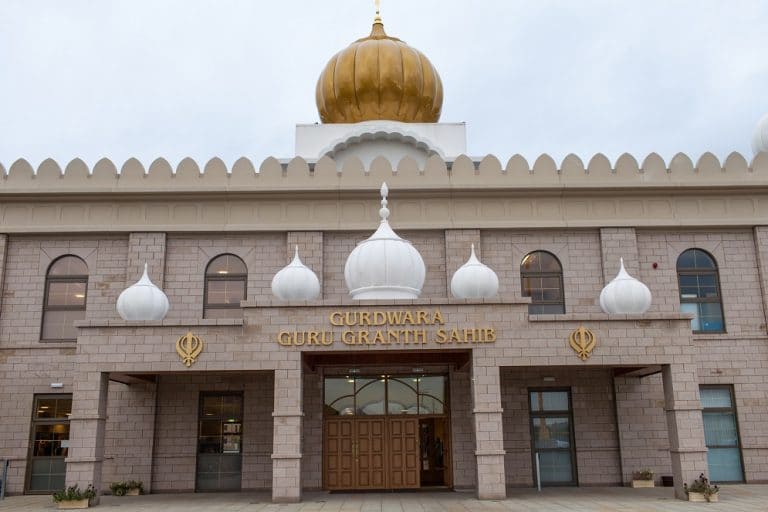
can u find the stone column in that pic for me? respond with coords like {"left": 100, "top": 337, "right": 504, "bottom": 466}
{"left": 0, "top": 234, "right": 7, "bottom": 312}
{"left": 599, "top": 227, "right": 638, "bottom": 284}
{"left": 271, "top": 365, "right": 303, "bottom": 503}
{"left": 753, "top": 226, "right": 768, "bottom": 329}
{"left": 471, "top": 356, "right": 506, "bottom": 499}
{"left": 661, "top": 364, "right": 709, "bottom": 499}
{"left": 127, "top": 232, "right": 167, "bottom": 286}
{"left": 66, "top": 372, "right": 109, "bottom": 504}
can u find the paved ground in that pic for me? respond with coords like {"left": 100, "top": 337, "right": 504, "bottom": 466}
{"left": 2, "top": 486, "right": 768, "bottom": 511}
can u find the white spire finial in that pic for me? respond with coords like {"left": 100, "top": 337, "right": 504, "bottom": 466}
{"left": 379, "top": 182, "right": 390, "bottom": 221}
{"left": 293, "top": 245, "right": 300, "bottom": 263}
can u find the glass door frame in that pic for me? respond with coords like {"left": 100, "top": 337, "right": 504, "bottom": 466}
{"left": 528, "top": 387, "right": 578, "bottom": 487}
{"left": 195, "top": 391, "right": 244, "bottom": 492}
{"left": 700, "top": 384, "right": 745, "bottom": 483}
{"left": 25, "top": 394, "right": 72, "bottom": 494}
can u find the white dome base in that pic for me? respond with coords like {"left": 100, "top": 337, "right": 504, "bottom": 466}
{"left": 350, "top": 286, "right": 421, "bottom": 300}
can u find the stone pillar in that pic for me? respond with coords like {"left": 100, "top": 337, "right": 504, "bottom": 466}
{"left": 471, "top": 356, "right": 506, "bottom": 499}
{"left": 753, "top": 226, "right": 768, "bottom": 330}
{"left": 271, "top": 365, "right": 303, "bottom": 503}
{"left": 286, "top": 231, "right": 323, "bottom": 295}
{"left": 66, "top": 372, "right": 109, "bottom": 503}
{"left": 599, "top": 227, "right": 638, "bottom": 284}
{"left": 0, "top": 234, "right": 7, "bottom": 312}
{"left": 445, "top": 229, "right": 481, "bottom": 296}
{"left": 661, "top": 364, "right": 708, "bottom": 499}
{"left": 127, "top": 232, "right": 167, "bottom": 286}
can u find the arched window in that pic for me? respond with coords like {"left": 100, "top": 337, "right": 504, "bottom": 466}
{"left": 677, "top": 249, "right": 724, "bottom": 333}
{"left": 204, "top": 254, "right": 247, "bottom": 318}
{"left": 521, "top": 251, "right": 565, "bottom": 314}
{"left": 41, "top": 256, "right": 88, "bottom": 341}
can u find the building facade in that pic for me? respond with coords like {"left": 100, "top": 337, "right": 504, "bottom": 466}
{"left": 2, "top": 14, "right": 768, "bottom": 505}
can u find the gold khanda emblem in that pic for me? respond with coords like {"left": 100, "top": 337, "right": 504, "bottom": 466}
{"left": 176, "top": 331, "right": 203, "bottom": 367}
{"left": 568, "top": 326, "right": 596, "bottom": 361}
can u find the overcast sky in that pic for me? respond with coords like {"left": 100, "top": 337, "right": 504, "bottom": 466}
{"left": 1, "top": 0, "right": 767, "bottom": 169}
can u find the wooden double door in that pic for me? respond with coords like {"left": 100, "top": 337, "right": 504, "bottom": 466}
{"left": 324, "top": 417, "right": 420, "bottom": 490}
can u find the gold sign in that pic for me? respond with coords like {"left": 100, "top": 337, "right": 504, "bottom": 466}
{"left": 277, "top": 309, "right": 496, "bottom": 348}
{"left": 176, "top": 331, "right": 204, "bottom": 367}
{"left": 569, "top": 326, "right": 596, "bottom": 361}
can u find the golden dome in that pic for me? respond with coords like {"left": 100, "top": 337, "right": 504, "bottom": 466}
{"left": 316, "top": 20, "right": 443, "bottom": 124}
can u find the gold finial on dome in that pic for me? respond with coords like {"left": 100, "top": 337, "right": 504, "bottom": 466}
{"left": 315, "top": 7, "right": 443, "bottom": 124}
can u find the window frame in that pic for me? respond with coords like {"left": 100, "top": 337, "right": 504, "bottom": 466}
{"left": 700, "top": 384, "right": 745, "bottom": 483}
{"left": 520, "top": 251, "right": 566, "bottom": 315}
{"left": 203, "top": 254, "right": 248, "bottom": 318}
{"left": 528, "top": 387, "right": 578, "bottom": 487}
{"left": 676, "top": 249, "right": 725, "bottom": 334}
{"left": 40, "top": 256, "right": 88, "bottom": 342}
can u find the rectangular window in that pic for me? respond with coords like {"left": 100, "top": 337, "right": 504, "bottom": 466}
{"left": 27, "top": 395, "right": 72, "bottom": 493}
{"left": 528, "top": 389, "right": 576, "bottom": 486}
{"left": 700, "top": 386, "right": 744, "bottom": 482}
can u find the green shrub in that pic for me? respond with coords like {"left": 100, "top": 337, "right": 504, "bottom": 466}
{"left": 52, "top": 484, "right": 96, "bottom": 503}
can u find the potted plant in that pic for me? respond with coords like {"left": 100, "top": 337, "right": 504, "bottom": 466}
{"left": 126, "top": 480, "right": 143, "bottom": 496}
{"left": 110, "top": 480, "right": 143, "bottom": 496}
{"left": 631, "top": 468, "right": 655, "bottom": 488}
{"left": 684, "top": 473, "right": 720, "bottom": 502}
{"left": 52, "top": 484, "right": 96, "bottom": 509}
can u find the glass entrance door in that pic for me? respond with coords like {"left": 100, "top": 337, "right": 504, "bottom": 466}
{"left": 529, "top": 389, "right": 576, "bottom": 486}
{"left": 196, "top": 393, "right": 243, "bottom": 492}
{"left": 27, "top": 395, "right": 72, "bottom": 493}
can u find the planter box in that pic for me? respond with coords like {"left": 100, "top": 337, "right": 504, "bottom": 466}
{"left": 631, "top": 479, "right": 655, "bottom": 488}
{"left": 57, "top": 499, "right": 90, "bottom": 509}
{"left": 126, "top": 488, "right": 140, "bottom": 496}
{"left": 688, "top": 492, "right": 719, "bottom": 503}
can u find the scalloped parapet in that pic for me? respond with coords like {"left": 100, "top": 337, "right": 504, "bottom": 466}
{"left": 0, "top": 153, "right": 766, "bottom": 195}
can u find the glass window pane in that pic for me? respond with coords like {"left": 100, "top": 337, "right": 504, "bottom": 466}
{"left": 538, "top": 451, "right": 573, "bottom": 483}
{"left": 206, "top": 255, "right": 246, "bottom": 275}
{"left": 202, "top": 395, "right": 221, "bottom": 417}
{"left": 698, "top": 303, "right": 724, "bottom": 332}
{"left": 42, "top": 309, "right": 85, "bottom": 340}
{"left": 48, "top": 256, "right": 87, "bottom": 276}
{"left": 46, "top": 281, "right": 87, "bottom": 307}
{"left": 530, "top": 391, "right": 569, "bottom": 412}
{"left": 325, "top": 378, "right": 355, "bottom": 415}
{"left": 206, "top": 280, "right": 245, "bottom": 305}
{"left": 707, "top": 447, "right": 743, "bottom": 482}
{"left": 418, "top": 376, "right": 445, "bottom": 415}
{"left": 701, "top": 388, "right": 733, "bottom": 408}
{"left": 387, "top": 378, "right": 418, "bottom": 414}
{"left": 221, "top": 396, "right": 242, "bottom": 421}
{"left": 677, "top": 250, "right": 697, "bottom": 269}
{"left": 200, "top": 420, "right": 222, "bottom": 437}
{"left": 532, "top": 417, "right": 571, "bottom": 449}
{"left": 680, "top": 303, "right": 700, "bottom": 331}
{"left": 703, "top": 412, "right": 738, "bottom": 447}
{"left": 693, "top": 250, "right": 716, "bottom": 269}
{"left": 356, "top": 378, "right": 386, "bottom": 415}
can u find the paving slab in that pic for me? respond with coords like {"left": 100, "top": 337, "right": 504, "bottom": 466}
{"left": 1, "top": 486, "right": 768, "bottom": 512}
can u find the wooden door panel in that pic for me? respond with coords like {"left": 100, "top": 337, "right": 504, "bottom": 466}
{"left": 388, "top": 418, "right": 420, "bottom": 489}
{"left": 356, "top": 419, "right": 387, "bottom": 489}
{"left": 324, "top": 419, "right": 355, "bottom": 490}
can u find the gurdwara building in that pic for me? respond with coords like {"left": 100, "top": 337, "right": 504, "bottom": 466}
{"left": 2, "top": 12, "right": 768, "bottom": 504}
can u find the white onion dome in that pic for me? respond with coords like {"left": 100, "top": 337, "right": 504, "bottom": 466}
{"left": 344, "top": 183, "right": 426, "bottom": 300}
{"left": 116, "top": 263, "right": 170, "bottom": 321}
{"left": 271, "top": 246, "right": 321, "bottom": 300}
{"left": 450, "top": 244, "right": 499, "bottom": 299}
{"left": 753, "top": 113, "right": 768, "bottom": 155}
{"left": 599, "top": 258, "right": 652, "bottom": 314}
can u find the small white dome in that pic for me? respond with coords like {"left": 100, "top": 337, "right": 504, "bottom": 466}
{"left": 753, "top": 114, "right": 768, "bottom": 155}
{"left": 450, "top": 244, "right": 499, "bottom": 299}
{"left": 599, "top": 258, "right": 652, "bottom": 314}
{"left": 116, "top": 263, "right": 170, "bottom": 321}
{"left": 271, "top": 246, "right": 321, "bottom": 300}
{"left": 344, "top": 183, "right": 426, "bottom": 300}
